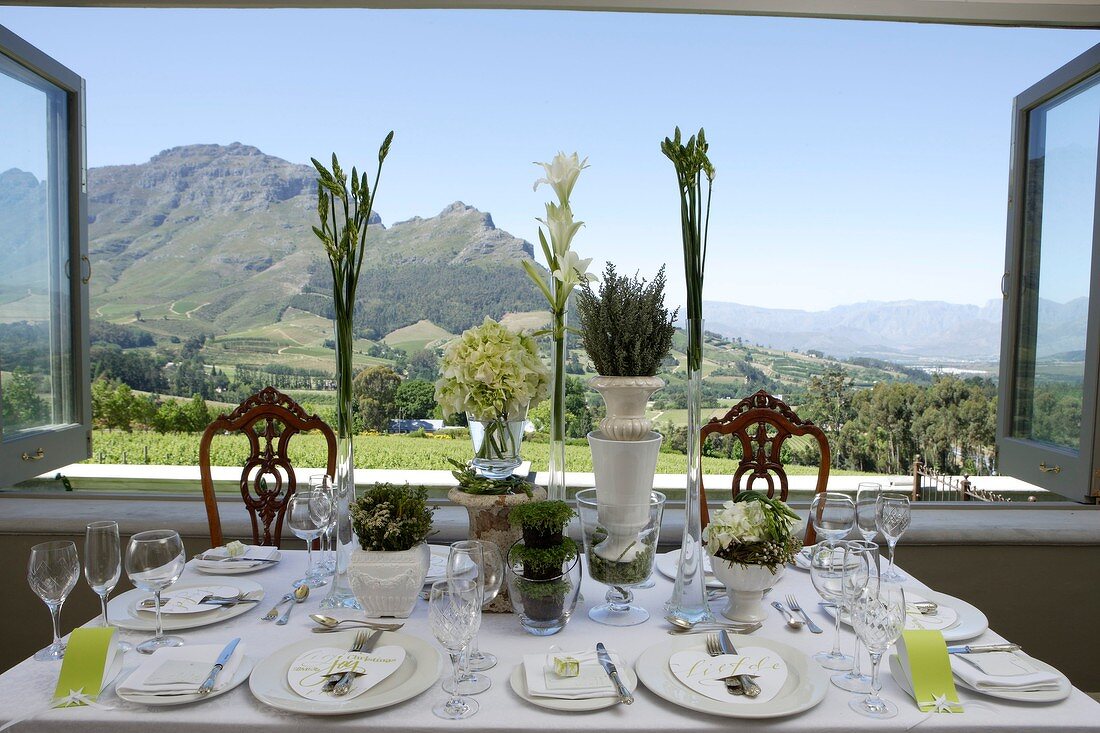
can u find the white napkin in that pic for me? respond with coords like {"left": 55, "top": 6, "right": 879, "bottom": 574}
{"left": 194, "top": 545, "right": 278, "bottom": 570}
{"left": 523, "top": 650, "right": 623, "bottom": 700}
{"left": 950, "top": 652, "right": 1061, "bottom": 692}
{"left": 117, "top": 643, "right": 245, "bottom": 697}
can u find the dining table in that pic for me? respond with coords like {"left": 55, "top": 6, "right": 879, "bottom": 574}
{"left": 0, "top": 547, "right": 1097, "bottom": 733}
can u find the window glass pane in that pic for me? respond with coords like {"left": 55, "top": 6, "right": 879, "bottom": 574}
{"left": 1011, "top": 73, "right": 1100, "bottom": 451}
{"left": 0, "top": 53, "right": 73, "bottom": 439}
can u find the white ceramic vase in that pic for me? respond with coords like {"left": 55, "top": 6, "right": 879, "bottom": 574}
{"left": 589, "top": 375, "right": 664, "bottom": 441}
{"left": 709, "top": 555, "right": 785, "bottom": 622}
{"left": 347, "top": 543, "right": 431, "bottom": 618}
{"left": 587, "top": 430, "right": 663, "bottom": 560}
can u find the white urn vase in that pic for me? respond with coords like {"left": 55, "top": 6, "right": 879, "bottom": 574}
{"left": 348, "top": 543, "right": 431, "bottom": 618}
{"left": 710, "top": 555, "right": 785, "bottom": 622}
{"left": 589, "top": 375, "right": 665, "bottom": 441}
{"left": 587, "top": 430, "right": 663, "bottom": 560}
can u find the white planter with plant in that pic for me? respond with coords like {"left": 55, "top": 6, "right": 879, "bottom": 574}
{"left": 704, "top": 492, "right": 803, "bottom": 622}
{"left": 348, "top": 483, "right": 435, "bottom": 618}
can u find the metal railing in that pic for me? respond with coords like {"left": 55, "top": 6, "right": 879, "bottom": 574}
{"left": 907, "top": 455, "right": 1012, "bottom": 502}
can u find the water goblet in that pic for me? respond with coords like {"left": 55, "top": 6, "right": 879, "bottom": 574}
{"left": 855, "top": 483, "right": 881, "bottom": 542}
{"left": 288, "top": 490, "right": 333, "bottom": 588}
{"left": 444, "top": 540, "right": 503, "bottom": 695}
{"left": 809, "top": 540, "right": 855, "bottom": 670}
{"left": 28, "top": 540, "right": 79, "bottom": 661}
{"left": 831, "top": 540, "right": 878, "bottom": 692}
{"left": 309, "top": 474, "right": 337, "bottom": 575}
{"left": 125, "top": 529, "right": 186, "bottom": 654}
{"left": 810, "top": 492, "right": 856, "bottom": 543}
{"left": 84, "top": 521, "right": 132, "bottom": 652}
{"left": 429, "top": 579, "right": 481, "bottom": 720}
{"left": 876, "top": 493, "right": 911, "bottom": 581}
{"left": 849, "top": 581, "right": 907, "bottom": 718}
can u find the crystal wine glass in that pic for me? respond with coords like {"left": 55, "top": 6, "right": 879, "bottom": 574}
{"left": 309, "top": 474, "right": 337, "bottom": 575}
{"left": 876, "top": 493, "right": 911, "bottom": 581}
{"left": 849, "top": 581, "right": 907, "bottom": 718}
{"left": 288, "top": 490, "right": 333, "bottom": 588}
{"left": 429, "top": 579, "right": 481, "bottom": 720}
{"left": 125, "top": 529, "right": 186, "bottom": 654}
{"left": 28, "top": 540, "right": 79, "bottom": 661}
{"left": 445, "top": 540, "right": 503, "bottom": 695}
{"left": 810, "top": 492, "right": 856, "bottom": 543}
{"left": 809, "top": 540, "right": 855, "bottom": 670}
{"left": 831, "top": 539, "right": 878, "bottom": 692}
{"left": 84, "top": 521, "right": 132, "bottom": 652}
{"left": 855, "top": 483, "right": 881, "bottom": 542}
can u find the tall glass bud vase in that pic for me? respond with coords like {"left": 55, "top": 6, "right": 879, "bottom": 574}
{"left": 666, "top": 318, "right": 712, "bottom": 624}
{"left": 321, "top": 319, "right": 362, "bottom": 610}
{"left": 547, "top": 280, "right": 567, "bottom": 502}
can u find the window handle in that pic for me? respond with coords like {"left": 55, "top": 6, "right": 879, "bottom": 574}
{"left": 1001, "top": 272, "right": 1009, "bottom": 297}
{"left": 1039, "top": 462, "right": 1061, "bottom": 474}
{"left": 80, "top": 255, "right": 91, "bottom": 285}
{"left": 21, "top": 448, "right": 44, "bottom": 461}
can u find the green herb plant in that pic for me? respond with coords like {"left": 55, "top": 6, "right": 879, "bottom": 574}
{"left": 447, "top": 458, "right": 532, "bottom": 497}
{"left": 350, "top": 482, "right": 434, "bottom": 552}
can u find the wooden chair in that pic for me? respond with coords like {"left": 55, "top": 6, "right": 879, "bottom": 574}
{"left": 199, "top": 386, "right": 337, "bottom": 548}
{"left": 699, "top": 389, "right": 831, "bottom": 546}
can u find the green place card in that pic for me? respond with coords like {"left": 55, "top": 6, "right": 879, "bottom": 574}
{"left": 53, "top": 627, "right": 116, "bottom": 706}
{"left": 897, "top": 629, "right": 963, "bottom": 713}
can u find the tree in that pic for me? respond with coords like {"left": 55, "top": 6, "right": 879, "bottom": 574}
{"left": 91, "top": 378, "right": 139, "bottom": 431}
{"left": 394, "top": 379, "right": 437, "bottom": 420}
{"left": 3, "top": 368, "right": 48, "bottom": 430}
{"left": 406, "top": 349, "right": 440, "bottom": 382}
{"left": 353, "top": 366, "right": 402, "bottom": 432}
{"left": 800, "top": 366, "right": 856, "bottom": 467}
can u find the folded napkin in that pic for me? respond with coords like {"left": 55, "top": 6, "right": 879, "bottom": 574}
{"left": 950, "top": 651, "right": 1061, "bottom": 692}
{"left": 194, "top": 545, "right": 278, "bottom": 570}
{"left": 523, "top": 650, "right": 623, "bottom": 700}
{"left": 118, "top": 643, "right": 246, "bottom": 697}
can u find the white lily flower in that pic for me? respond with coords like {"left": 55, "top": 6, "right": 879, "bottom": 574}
{"left": 533, "top": 151, "right": 589, "bottom": 203}
{"left": 537, "top": 201, "right": 584, "bottom": 257}
{"left": 551, "top": 250, "right": 597, "bottom": 287}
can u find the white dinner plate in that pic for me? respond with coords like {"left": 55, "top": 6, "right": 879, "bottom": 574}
{"left": 888, "top": 652, "right": 1071, "bottom": 704}
{"left": 192, "top": 551, "right": 281, "bottom": 575}
{"left": 248, "top": 630, "right": 441, "bottom": 715}
{"left": 821, "top": 587, "right": 988, "bottom": 642}
{"left": 634, "top": 634, "right": 829, "bottom": 718}
{"left": 138, "top": 584, "right": 243, "bottom": 615}
{"left": 114, "top": 656, "right": 255, "bottom": 706}
{"left": 655, "top": 550, "right": 723, "bottom": 589}
{"left": 508, "top": 663, "right": 638, "bottom": 712}
{"left": 107, "top": 578, "right": 264, "bottom": 631}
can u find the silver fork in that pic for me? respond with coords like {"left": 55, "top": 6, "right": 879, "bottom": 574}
{"left": 704, "top": 633, "right": 742, "bottom": 695}
{"left": 785, "top": 594, "right": 823, "bottom": 634}
{"left": 323, "top": 630, "right": 368, "bottom": 694}
{"left": 262, "top": 590, "right": 296, "bottom": 621}
{"left": 332, "top": 629, "right": 383, "bottom": 696}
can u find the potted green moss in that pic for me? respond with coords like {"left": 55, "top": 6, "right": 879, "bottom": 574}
{"left": 506, "top": 501, "right": 581, "bottom": 635}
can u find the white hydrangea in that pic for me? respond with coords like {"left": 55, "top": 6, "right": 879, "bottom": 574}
{"left": 703, "top": 499, "right": 773, "bottom": 553}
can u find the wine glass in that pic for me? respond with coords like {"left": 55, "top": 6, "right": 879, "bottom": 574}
{"left": 831, "top": 540, "right": 878, "bottom": 692}
{"left": 288, "top": 490, "right": 333, "bottom": 588}
{"left": 309, "top": 474, "right": 337, "bottom": 575}
{"left": 84, "top": 521, "right": 132, "bottom": 652}
{"left": 445, "top": 540, "right": 503, "bottom": 695}
{"left": 809, "top": 540, "right": 856, "bottom": 670}
{"left": 810, "top": 492, "right": 855, "bottom": 543}
{"left": 849, "top": 581, "right": 907, "bottom": 718}
{"left": 28, "top": 540, "right": 79, "bottom": 661}
{"left": 855, "top": 483, "right": 881, "bottom": 542}
{"left": 125, "top": 529, "right": 185, "bottom": 654}
{"left": 429, "top": 579, "right": 481, "bottom": 720}
{"left": 876, "top": 493, "right": 911, "bottom": 581}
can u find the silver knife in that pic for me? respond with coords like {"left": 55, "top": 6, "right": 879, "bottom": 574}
{"left": 331, "top": 629, "right": 385, "bottom": 696}
{"left": 197, "top": 637, "right": 240, "bottom": 695}
{"left": 596, "top": 642, "right": 633, "bottom": 705}
{"left": 718, "top": 630, "right": 762, "bottom": 698}
{"left": 947, "top": 643, "right": 1021, "bottom": 654}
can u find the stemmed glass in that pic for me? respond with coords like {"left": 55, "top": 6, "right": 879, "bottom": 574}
{"left": 125, "top": 529, "right": 185, "bottom": 654}
{"left": 831, "top": 540, "right": 878, "bottom": 692}
{"left": 876, "top": 493, "right": 911, "bottom": 581}
{"left": 84, "top": 521, "right": 132, "bottom": 652}
{"left": 288, "top": 490, "right": 333, "bottom": 588}
{"left": 429, "top": 579, "right": 481, "bottom": 720}
{"left": 855, "top": 483, "right": 881, "bottom": 541}
{"left": 28, "top": 541, "right": 79, "bottom": 661}
{"left": 445, "top": 540, "right": 504, "bottom": 696}
{"left": 810, "top": 492, "right": 855, "bottom": 543}
{"left": 309, "top": 474, "right": 337, "bottom": 576}
{"left": 849, "top": 581, "right": 907, "bottom": 718}
{"left": 809, "top": 540, "right": 856, "bottom": 670}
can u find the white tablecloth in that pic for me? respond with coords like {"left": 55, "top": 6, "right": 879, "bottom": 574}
{"left": 1, "top": 549, "right": 1097, "bottom": 732}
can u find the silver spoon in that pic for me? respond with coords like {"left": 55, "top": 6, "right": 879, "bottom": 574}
{"left": 771, "top": 601, "right": 805, "bottom": 629}
{"left": 275, "top": 585, "right": 309, "bottom": 625}
{"left": 309, "top": 614, "right": 403, "bottom": 631}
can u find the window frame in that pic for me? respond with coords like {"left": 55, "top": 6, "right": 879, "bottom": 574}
{"left": 997, "top": 42, "right": 1100, "bottom": 501}
{"left": 0, "top": 24, "right": 90, "bottom": 484}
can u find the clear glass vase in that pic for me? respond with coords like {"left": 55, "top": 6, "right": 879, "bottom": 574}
{"left": 547, "top": 280, "right": 567, "bottom": 502}
{"left": 469, "top": 406, "right": 528, "bottom": 479}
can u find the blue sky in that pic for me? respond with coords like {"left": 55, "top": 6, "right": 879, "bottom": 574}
{"left": 1, "top": 8, "right": 1097, "bottom": 310}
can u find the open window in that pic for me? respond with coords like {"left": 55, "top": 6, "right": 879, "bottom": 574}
{"left": 0, "top": 25, "right": 90, "bottom": 484}
{"left": 998, "top": 43, "right": 1100, "bottom": 502}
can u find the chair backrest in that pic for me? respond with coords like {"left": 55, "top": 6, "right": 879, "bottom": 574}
{"left": 199, "top": 386, "right": 337, "bottom": 548}
{"left": 699, "top": 389, "right": 830, "bottom": 545}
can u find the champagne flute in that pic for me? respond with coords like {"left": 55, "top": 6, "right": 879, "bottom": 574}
{"left": 444, "top": 540, "right": 504, "bottom": 695}
{"left": 125, "top": 529, "right": 185, "bottom": 654}
{"left": 84, "top": 521, "right": 132, "bottom": 652}
{"left": 810, "top": 492, "right": 856, "bottom": 543}
{"left": 309, "top": 474, "right": 336, "bottom": 575}
{"left": 831, "top": 540, "right": 878, "bottom": 692}
{"left": 855, "top": 483, "right": 881, "bottom": 542}
{"left": 429, "top": 579, "right": 481, "bottom": 720}
{"left": 809, "top": 540, "right": 855, "bottom": 670}
{"left": 849, "top": 581, "right": 907, "bottom": 719}
{"left": 288, "top": 490, "right": 332, "bottom": 588}
{"left": 28, "top": 541, "right": 79, "bottom": 661}
{"left": 876, "top": 493, "right": 911, "bottom": 581}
